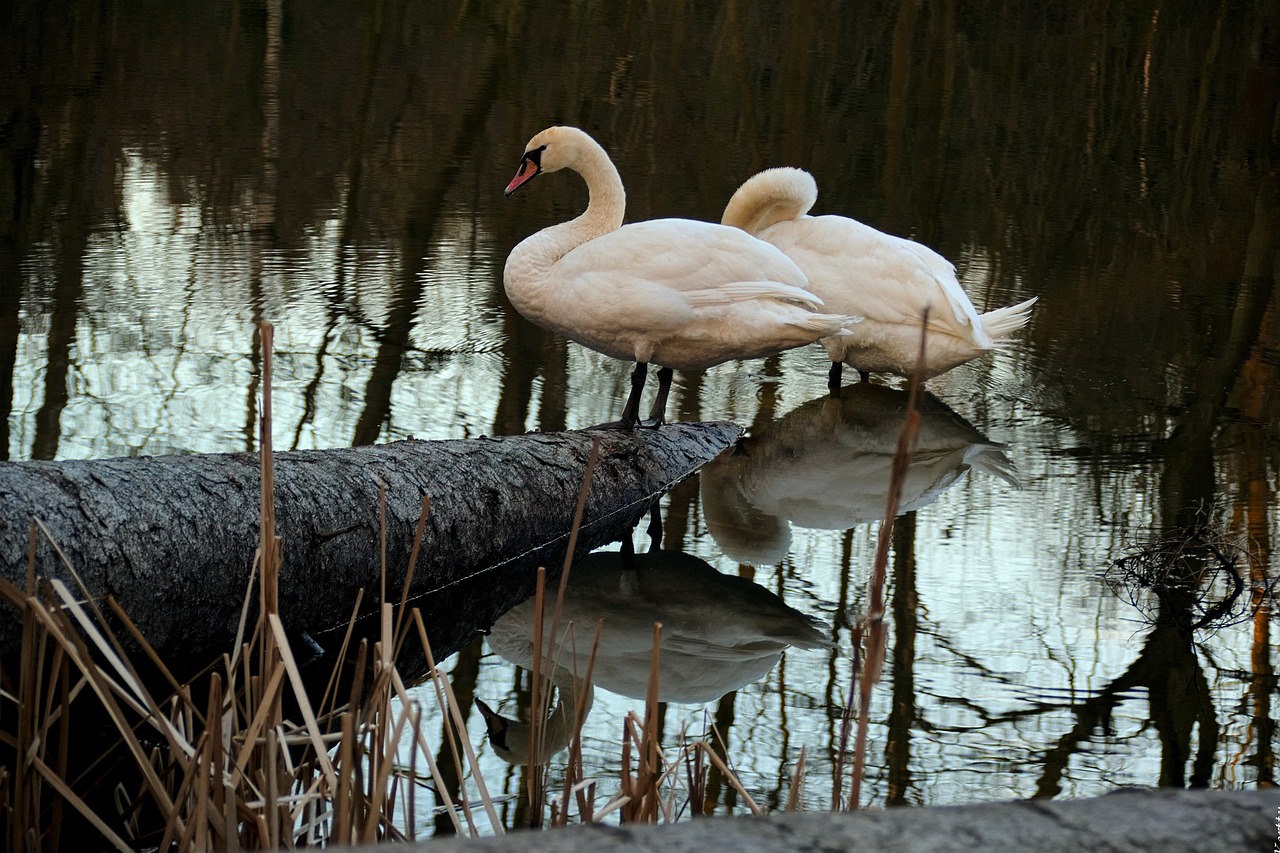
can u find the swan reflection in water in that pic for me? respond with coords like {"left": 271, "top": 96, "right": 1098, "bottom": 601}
{"left": 476, "top": 546, "right": 832, "bottom": 763}
{"left": 701, "top": 383, "right": 1022, "bottom": 566}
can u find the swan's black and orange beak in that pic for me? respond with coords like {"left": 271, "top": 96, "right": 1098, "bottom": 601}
{"left": 504, "top": 145, "right": 546, "bottom": 196}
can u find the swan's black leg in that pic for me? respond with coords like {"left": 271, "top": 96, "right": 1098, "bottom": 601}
{"left": 620, "top": 529, "right": 637, "bottom": 571}
{"left": 640, "top": 366, "right": 673, "bottom": 427}
{"left": 859, "top": 369, "right": 870, "bottom": 382}
{"left": 828, "top": 361, "right": 843, "bottom": 395}
{"left": 645, "top": 503, "right": 664, "bottom": 552}
{"left": 592, "top": 362, "right": 647, "bottom": 429}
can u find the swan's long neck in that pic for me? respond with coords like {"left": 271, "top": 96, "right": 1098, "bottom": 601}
{"left": 508, "top": 137, "right": 626, "bottom": 276}
{"left": 491, "top": 656, "right": 596, "bottom": 765}
{"left": 722, "top": 167, "right": 818, "bottom": 235}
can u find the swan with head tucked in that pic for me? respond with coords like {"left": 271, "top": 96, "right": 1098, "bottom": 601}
{"left": 721, "top": 167, "right": 1037, "bottom": 386}
{"left": 504, "top": 127, "right": 858, "bottom": 427}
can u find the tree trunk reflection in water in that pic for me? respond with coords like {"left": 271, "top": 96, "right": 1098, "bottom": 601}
{"left": 703, "top": 689, "right": 738, "bottom": 815}
{"left": 433, "top": 636, "right": 483, "bottom": 835}
{"left": 0, "top": 3, "right": 39, "bottom": 462}
{"left": 1032, "top": 176, "right": 1280, "bottom": 795}
{"left": 824, "top": 526, "right": 858, "bottom": 808}
{"left": 241, "top": 0, "right": 282, "bottom": 452}
{"left": 885, "top": 511, "right": 919, "bottom": 806}
{"left": 351, "top": 53, "right": 504, "bottom": 446}
{"left": 31, "top": 14, "right": 106, "bottom": 460}
{"left": 0, "top": 275, "right": 18, "bottom": 461}
{"left": 1234, "top": 176, "right": 1278, "bottom": 787}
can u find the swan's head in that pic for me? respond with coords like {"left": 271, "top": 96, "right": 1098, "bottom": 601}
{"left": 504, "top": 126, "right": 599, "bottom": 196}
{"left": 475, "top": 698, "right": 522, "bottom": 763}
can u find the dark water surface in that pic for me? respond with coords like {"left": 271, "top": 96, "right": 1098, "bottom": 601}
{"left": 2, "top": 0, "right": 1277, "bottom": 832}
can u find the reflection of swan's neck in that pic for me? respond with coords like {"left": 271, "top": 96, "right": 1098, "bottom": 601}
{"left": 477, "top": 654, "right": 595, "bottom": 765}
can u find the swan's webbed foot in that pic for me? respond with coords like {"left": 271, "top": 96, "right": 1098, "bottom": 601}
{"left": 589, "top": 417, "right": 640, "bottom": 430}
{"left": 590, "top": 361, "right": 648, "bottom": 429}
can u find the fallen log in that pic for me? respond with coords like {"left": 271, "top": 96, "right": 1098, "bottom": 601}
{"left": 0, "top": 423, "right": 741, "bottom": 672}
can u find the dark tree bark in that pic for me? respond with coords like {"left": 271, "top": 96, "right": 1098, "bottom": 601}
{"left": 0, "top": 423, "right": 740, "bottom": 671}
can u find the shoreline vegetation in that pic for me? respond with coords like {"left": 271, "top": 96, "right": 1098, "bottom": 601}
{"left": 0, "top": 320, "right": 928, "bottom": 848}
{"left": 2, "top": 316, "right": 1270, "bottom": 848}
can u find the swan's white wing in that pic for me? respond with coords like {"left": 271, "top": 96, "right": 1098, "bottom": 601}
{"left": 761, "top": 215, "right": 987, "bottom": 342}
{"left": 884, "top": 232, "right": 985, "bottom": 336}
{"left": 557, "top": 218, "right": 810, "bottom": 298}
{"left": 683, "top": 281, "right": 824, "bottom": 309}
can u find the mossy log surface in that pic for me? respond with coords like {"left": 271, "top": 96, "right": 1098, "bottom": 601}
{"left": 0, "top": 423, "right": 740, "bottom": 671}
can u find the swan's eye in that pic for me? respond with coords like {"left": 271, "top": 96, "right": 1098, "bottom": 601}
{"left": 505, "top": 144, "right": 548, "bottom": 196}
{"left": 519, "top": 145, "right": 546, "bottom": 176}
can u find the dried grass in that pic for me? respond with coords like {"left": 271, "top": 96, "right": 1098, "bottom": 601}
{"left": 0, "top": 323, "right": 501, "bottom": 849}
{"left": 1, "top": 316, "right": 880, "bottom": 848}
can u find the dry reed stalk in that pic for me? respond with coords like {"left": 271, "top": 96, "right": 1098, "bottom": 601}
{"left": 318, "top": 587, "right": 366, "bottom": 722}
{"left": 786, "top": 747, "right": 808, "bottom": 812}
{"left": 13, "top": 522, "right": 40, "bottom": 848}
{"left": 2, "top": 321, "right": 518, "bottom": 847}
{"left": 333, "top": 711, "right": 356, "bottom": 841}
{"left": 25, "top": 580, "right": 183, "bottom": 827}
{"left": 379, "top": 483, "right": 388, "bottom": 608}
{"left": 30, "top": 755, "right": 133, "bottom": 852}
{"left": 845, "top": 310, "right": 928, "bottom": 811}
{"left": 412, "top": 609, "right": 501, "bottom": 834}
{"left": 683, "top": 724, "right": 709, "bottom": 817}
{"left": 639, "top": 622, "right": 663, "bottom": 822}
{"left": 550, "top": 437, "right": 603, "bottom": 636}
{"left": 393, "top": 495, "right": 432, "bottom": 655}
{"left": 555, "top": 619, "right": 602, "bottom": 828}
{"left": 617, "top": 622, "right": 665, "bottom": 823}
{"left": 518, "top": 436, "right": 603, "bottom": 827}
{"left": 527, "top": 566, "right": 549, "bottom": 826}
{"left": 693, "top": 741, "right": 761, "bottom": 816}
{"left": 106, "top": 596, "right": 203, "bottom": 726}
{"left": 266, "top": 614, "right": 338, "bottom": 792}
{"left": 254, "top": 321, "right": 284, "bottom": 848}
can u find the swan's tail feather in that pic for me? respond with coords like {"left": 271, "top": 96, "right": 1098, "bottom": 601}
{"left": 979, "top": 296, "right": 1038, "bottom": 344}
{"left": 968, "top": 445, "right": 1022, "bottom": 489}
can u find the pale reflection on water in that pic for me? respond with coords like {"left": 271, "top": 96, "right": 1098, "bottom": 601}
{"left": 2, "top": 0, "right": 1276, "bottom": 833}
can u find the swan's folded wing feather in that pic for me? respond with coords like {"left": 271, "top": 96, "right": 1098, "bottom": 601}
{"left": 558, "top": 218, "right": 810, "bottom": 296}
{"left": 887, "top": 234, "right": 986, "bottom": 337}
{"left": 764, "top": 215, "right": 988, "bottom": 341}
{"left": 682, "top": 281, "right": 824, "bottom": 309}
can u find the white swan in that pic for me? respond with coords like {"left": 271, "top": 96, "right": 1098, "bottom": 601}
{"left": 700, "top": 383, "right": 1021, "bottom": 565}
{"left": 504, "top": 127, "right": 858, "bottom": 427}
{"left": 721, "top": 167, "right": 1037, "bottom": 385}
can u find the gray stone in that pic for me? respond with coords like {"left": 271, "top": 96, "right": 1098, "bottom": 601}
{"left": 400, "top": 789, "right": 1279, "bottom": 853}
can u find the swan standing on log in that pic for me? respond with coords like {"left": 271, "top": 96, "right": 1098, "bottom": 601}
{"left": 503, "top": 127, "right": 858, "bottom": 427}
{"left": 721, "top": 167, "right": 1037, "bottom": 387}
